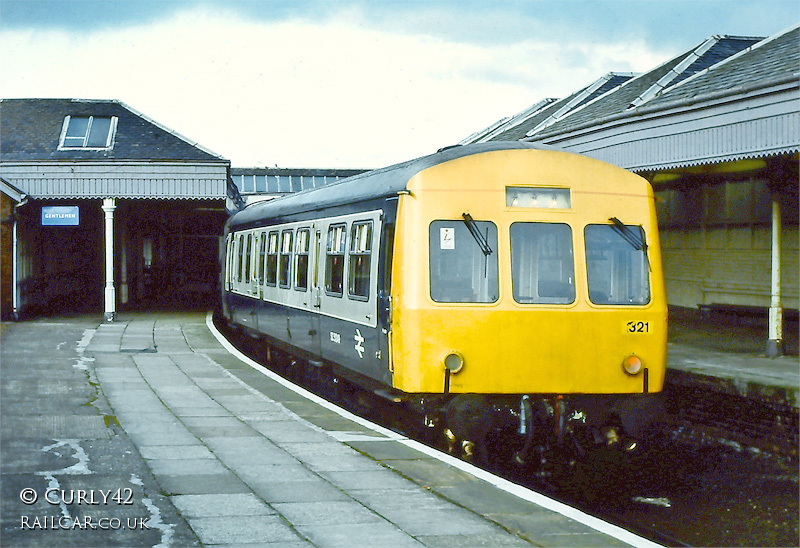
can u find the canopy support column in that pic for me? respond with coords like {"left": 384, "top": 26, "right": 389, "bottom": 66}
{"left": 102, "top": 198, "right": 117, "bottom": 322}
{"left": 767, "top": 194, "right": 783, "bottom": 358}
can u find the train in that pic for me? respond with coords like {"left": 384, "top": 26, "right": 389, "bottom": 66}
{"left": 219, "top": 142, "right": 668, "bottom": 467}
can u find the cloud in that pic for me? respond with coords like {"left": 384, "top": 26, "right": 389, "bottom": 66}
{"left": 1, "top": 5, "right": 671, "bottom": 168}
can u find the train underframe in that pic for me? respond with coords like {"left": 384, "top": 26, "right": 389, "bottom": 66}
{"left": 222, "top": 317, "right": 664, "bottom": 473}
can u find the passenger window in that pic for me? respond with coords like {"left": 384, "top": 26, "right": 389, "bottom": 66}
{"left": 257, "top": 232, "right": 267, "bottom": 284}
{"left": 348, "top": 221, "right": 372, "bottom": 300}
{"left": 244, "top": 233, "right": 252, "bottom": 284}
{"left": 429, "top": 220, "right": 498, "bottom": 303}
{"left": 325, "top": 224, "right": 346, "bottom": 296}
{"left": 510, "top": 223, "right": 575, "bottom": 304}
{"left": 585, "top": 224, "right": 650, "bottom": 305}
{"left": 266, "top": 231, "right": 279, "bottom": 286}
{"left": 295, "top": 229, "right": 310, "bottom": 291}
{"left": 237, "top": 234, "right": 245, "bottom": 283}
{"left": 279, "top": 230, "right": 293, "bottom": 288}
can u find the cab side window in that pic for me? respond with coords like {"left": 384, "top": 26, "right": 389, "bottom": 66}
{"left": 348, "top": 221, "right": 372, "bottom": 300}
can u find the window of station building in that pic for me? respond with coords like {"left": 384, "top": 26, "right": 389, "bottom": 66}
{"left": 279, "top": 230, "right": 294, "bottom": 288}
{"left": 585, "top": 224, "right": 650, "bottom": 305}
{"left": 265, "top": 231, "right": 279, "bottom": 286}
{"left": 429, "top": 220, "right": 498, "bottom": 303}
{"left": 59, "top": 116, "right": 117, "bottom": 149}
{"left": 325, "top": 224, "right": 347, "bottom": 296}
{"left": 295, "top": 228, "right": 311, "bottom": 291}
{"left": 348, "top": 221, "right": 373, "bottom": 300}
{"left": 510, "top": 223, "right": 575, "bottom": 304}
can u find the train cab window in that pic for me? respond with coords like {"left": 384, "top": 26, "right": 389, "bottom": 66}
{"left": 295, "top": 228, "right": 310, "bottom": 291}
{"left": 510, "top": 223, "right": 574, "bottom": 304}
{"left": 429, "top": 220, "right": 498, "bottom": 303}
{"left": 265, "top": 231, "right": 279, "bottom": 286}
{"left": 348, "top": 221, "right": 372, "bottom": 300}
{"left": 585, "top": 224, "right": 650, "bottom": 305}
{"left": 325, "top": 224, "right": 347, "bottom": 296}
{"left": 279, "top": 230, "right": 293, "bottom": 288}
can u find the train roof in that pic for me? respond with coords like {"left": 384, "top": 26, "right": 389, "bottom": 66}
{"left": 228, "top": 142, "right": 559, "bottom": 228}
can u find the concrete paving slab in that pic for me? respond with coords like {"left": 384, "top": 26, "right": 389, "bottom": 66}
{"left": 138, "top": 445, "right": 216, "bottom": 460}
{"left": 272, "top": 500, "right": 386, "bottom": 526}
{"left": 298, "top": 521, "right": 423, "bottom": 548}
{"left": 233, "top": 464, "right": 323, "bottom": 485}
{"left": 415, "top": 533, "right": 533, "bottom": 547}
{"left": 125, "top": 429, "right": 201, "bottom": 447}
{"left": 316, "top": 469, "right": 415, "bottom": 491}
{"left": 187, "top": 514, "right": 302, "bottom": 545}
{"left": 247, "top": 478, "right": 352, "bottom": 504}
{"left": 156, "top": 473, "right": 252, "bottom": 496}
{"left": 383, "top": 457, "right": 483, "bottom": 489}
{"left": 171, "top": 493, "right": 276, "bottom": 517}
{"left": 201, "top": 436, "right": 299, "bottom": 465}
{"left": 345, "top": 439, "right": 436, "bottom": 461}
{"left": 146, "top": 458, "right": 230, "bottom": 476}
{"left": 168, "top": 405, "right": 232, "bottom": 417}
{"left": 248, "top": 420, "right": 333, "bottom": 443}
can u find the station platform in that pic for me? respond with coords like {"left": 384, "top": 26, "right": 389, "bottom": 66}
{"left": 665, "top": 307, "right": 799, "bottom": 409}
{"left": 2, "top": 309, "right": 797, "bottom": 547}
{"left": 1, "top": 311, "right": 657, "bottom": 548}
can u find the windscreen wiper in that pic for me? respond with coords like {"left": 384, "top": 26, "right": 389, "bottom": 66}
{"left": 609, "top": 217, "right": 650, "bottom": 270}
{"left": 609, "top": 217, "right": 647, "bottom": 251}
{"left": 462, "top": 213, "right": 492, "bottom": 256}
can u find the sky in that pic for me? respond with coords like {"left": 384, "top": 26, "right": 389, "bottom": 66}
{"left": 1, "top": 0, "right": 798, "bottom": 169}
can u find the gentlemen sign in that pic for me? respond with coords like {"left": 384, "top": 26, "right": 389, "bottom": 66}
{"left": 41, "top": 206, "right": 80, "bottom": 226}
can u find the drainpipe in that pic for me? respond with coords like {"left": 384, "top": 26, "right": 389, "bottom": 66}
{"left": 102, "top": 198, "right": 116, "bottom": 322}
{"left": 767, "top": 194, "right": 783, "bottom": 358}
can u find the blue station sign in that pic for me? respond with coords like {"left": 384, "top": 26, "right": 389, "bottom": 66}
{"left": 41, "top": 206, "right": 80, "bottom": 226}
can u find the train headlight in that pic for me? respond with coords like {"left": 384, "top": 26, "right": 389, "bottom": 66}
{"left": 444, "top": 352, "right": 464, "bottom": 373}
{"left": 622, "top": 355, "right": 642, "bottom": 375}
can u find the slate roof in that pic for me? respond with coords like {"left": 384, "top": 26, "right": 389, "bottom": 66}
{"left": 531, "top": 35, "right": 763, "bottom": 139}
{"left": 0, "top": 98, "right": 226, "bottom": 163}
{"left": 463, "top": 34, "right": 767, "bottom": 145}
{"left": 642, "top": 26, "right": 799, "bottom": 112}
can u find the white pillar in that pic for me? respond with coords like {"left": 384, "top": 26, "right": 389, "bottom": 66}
{"left": 102, "top": 198, "right": 117, "bottom": 322}
{"left": 767, "top": 195, "right": 783, "bottom": 357}
{"left": 12, "top": 214, "right": 19, "bottom": 320}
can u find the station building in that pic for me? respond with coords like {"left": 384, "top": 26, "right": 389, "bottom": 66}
{"left": 0, "top": 99, "right": 233, "bottom": 321}
{"left": 461, "top": 24, "right": 799, "bottom": 356}
{"left": 0, "top": 99, "right": 367, "bottom": 322}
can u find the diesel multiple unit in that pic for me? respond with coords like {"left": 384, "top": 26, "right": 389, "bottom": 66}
{"left": 220, "top": 142, "right": 668, "bottom": 464}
